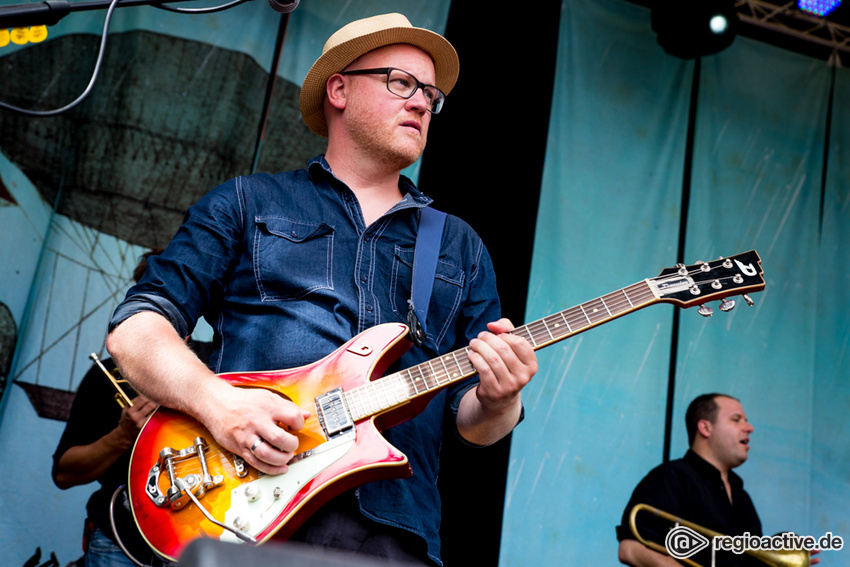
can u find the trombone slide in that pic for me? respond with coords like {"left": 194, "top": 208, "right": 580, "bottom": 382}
{"left": 89, "top": 352, "right": 134, "bottom": 408}
{"left": 628, "top": 503, "right": 810, "bottom": 567}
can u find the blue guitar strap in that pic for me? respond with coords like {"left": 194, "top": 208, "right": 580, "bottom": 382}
{"left": 407, "top": 206, "right": 446, "bottom": 348}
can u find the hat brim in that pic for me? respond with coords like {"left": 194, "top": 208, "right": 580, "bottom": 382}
{"left": 300, "top": 25, "right": 459, "bottom": 138}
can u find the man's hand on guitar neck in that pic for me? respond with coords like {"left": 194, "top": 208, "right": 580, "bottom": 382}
{"left": 457, "top": 318, "right": 538, "bottom": 446}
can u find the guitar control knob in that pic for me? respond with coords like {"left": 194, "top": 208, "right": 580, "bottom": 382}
{"left": 233, "top": 515, "right": 250, "bottom": 532}
{"left": 719, "top": 298, "right": 735, "bottom": 312}
{"left": 698, "top": 305, "right": 713, "bottom": 317}
{"left": 244, "top": 484, "right": 260, "bottom": 502}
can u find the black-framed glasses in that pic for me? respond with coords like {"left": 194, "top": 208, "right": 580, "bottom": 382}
{"left": 339, "top": 67, "right": 446, "bottom": 114}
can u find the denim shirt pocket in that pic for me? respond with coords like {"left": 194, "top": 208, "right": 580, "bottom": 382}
{"left": 390, "top": 246, "right": 465, "bottom": 347}
{"left": 253, "top": 217, "right": 334, "bottom": 301}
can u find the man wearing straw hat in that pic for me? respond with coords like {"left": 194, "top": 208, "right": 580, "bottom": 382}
{"left": 108, "top": 12, "right": 537, "bottom": 566}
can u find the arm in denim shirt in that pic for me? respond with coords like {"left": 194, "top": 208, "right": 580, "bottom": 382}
{"left": 107, "top": 176, "right": 310, "bottom": 477}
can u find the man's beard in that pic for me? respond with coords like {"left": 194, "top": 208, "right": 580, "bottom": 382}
{"left": 344, "top": 93, "right": 428, "bottom": 170}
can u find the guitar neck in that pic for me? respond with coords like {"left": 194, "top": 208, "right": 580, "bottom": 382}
{"left": 344, "top": 279, "right": 659, "bottom": 422}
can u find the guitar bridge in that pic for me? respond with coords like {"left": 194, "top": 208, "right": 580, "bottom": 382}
{"left": 315, "top": 388, "right": 354, "bottom": 439}
{"left": 146, "top": 436, "right": 225, "bottom": 509}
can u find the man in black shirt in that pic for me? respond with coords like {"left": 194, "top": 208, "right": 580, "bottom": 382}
{"left": 52, "top": 357, "right": 160, "bottom": 567}
{"left": 616, "top": 393, "right": 762, "bottom": 567}
{"left": 52, "top": 250, "right": 167, "bottom": 567}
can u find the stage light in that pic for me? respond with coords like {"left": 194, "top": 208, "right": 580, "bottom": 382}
{"left": 709, "top": 14, "right": 729, "bottom": 34}
{"left": 798, "top": 0, "right": 841, "bottom": 16}
{"left": 652, "top": 0, "right": 739, "bottom": 59}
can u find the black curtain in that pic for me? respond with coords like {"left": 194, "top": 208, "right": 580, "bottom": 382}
{"left": 420, "top": 2, "right": 561, "bottom": 564}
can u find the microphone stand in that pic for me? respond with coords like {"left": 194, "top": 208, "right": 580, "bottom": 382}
{"left": 0, "top": 0, "right": 253, "bottom": 29}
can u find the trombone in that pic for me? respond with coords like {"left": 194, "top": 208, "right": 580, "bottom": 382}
{"left": 629, "top": 503, "right": 810, "bottom": 567}
{"left": 89, "top": 352, "right": 134, "bottom": 408}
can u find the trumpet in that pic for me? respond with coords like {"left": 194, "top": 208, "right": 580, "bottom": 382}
{"left": 629, "top": 503, "right": 810, "bottom": 567}
{"left": 89, "top": 352, "right": 134, "bottom": 408}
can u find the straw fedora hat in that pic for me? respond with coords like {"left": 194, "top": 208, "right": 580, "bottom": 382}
{"left": 300, "top": 13, "right": 460, "bottom": 138}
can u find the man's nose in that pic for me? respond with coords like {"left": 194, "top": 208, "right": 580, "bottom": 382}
{"left": 406, "top": 88, "right": 430, "bottom": 112}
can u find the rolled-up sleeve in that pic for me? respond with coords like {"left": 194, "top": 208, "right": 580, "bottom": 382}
{"left": 108, "top": 292, "right": 192, "bottom": 338}
{"left": 109, "top": 177, "right": 245, "bottom": 338}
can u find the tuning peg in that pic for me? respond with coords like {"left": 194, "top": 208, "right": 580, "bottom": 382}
{"left": 743, "top": 294, "right": 754, "bottom": 307}
{"left": 698, "top": 304, "right": 713, "bottom": 317}
{"left": 719, "top": 298, "right": 735, "bottom": 312}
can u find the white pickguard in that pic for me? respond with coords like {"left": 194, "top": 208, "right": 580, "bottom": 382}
{"left": 220, "top": 431, "right": 356, "bottom": 544}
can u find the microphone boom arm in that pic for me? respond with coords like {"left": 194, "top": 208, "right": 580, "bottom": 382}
{"left": 0, "top": 0, "right": 254, "bottom": 29}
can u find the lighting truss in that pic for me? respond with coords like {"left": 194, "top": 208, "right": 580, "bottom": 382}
{"left": 734, "top": 0, "right": 850, "bottom": 62}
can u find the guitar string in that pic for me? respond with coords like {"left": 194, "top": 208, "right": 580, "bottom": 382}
{"left": 343, "top": 283, "right": 649, "bottom": 416}
{"left": 260, "top": 266, "right": 730, "bottom": 427}
{"left": 516, "top": 263, "right": 746, "bottom": 348}
{"left": 164, "top": 269, "right": 738, "bottom": 471}
{"left": 165, "top": 271, "right": 699, "bottom": 471}
{"left": 159, "top": 266, "right": 749, "bottom": 481}
{"left": 519, "top": 265, "right": 750, "bottom": 348}
{"left": 345, "top": 280, "right": 665, "bottom": 416}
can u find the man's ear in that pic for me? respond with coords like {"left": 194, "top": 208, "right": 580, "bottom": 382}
{"left": 697, "top": 419, "right": 713, "bottom": 439}
{"left": 326, "top": 74, "right": 347, "bottom": 111}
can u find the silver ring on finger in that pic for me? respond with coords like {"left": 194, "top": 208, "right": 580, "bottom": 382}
{"left": 250, "top": 437, "right": 265, "bottom": 455}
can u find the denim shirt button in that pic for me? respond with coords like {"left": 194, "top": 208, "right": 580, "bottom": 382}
{"left": 360, "top": 275, "right": 367, "bottom": 283}
{"left": 365, "top": 304, "right": 374, "bottom": 312}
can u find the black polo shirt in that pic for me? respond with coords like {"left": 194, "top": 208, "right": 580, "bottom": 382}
{"left": 616, "top": 449, "right": 762, "bottom": 566}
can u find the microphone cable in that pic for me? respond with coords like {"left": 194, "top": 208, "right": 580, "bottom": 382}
{"left": 0, "top": 0, "right": 121, "bottom": 117}
{"left": 0, "top": 0, "right": 262, "bottom": 116}
{"left": 148, "top": 0, "right": 250, "bottom": 15}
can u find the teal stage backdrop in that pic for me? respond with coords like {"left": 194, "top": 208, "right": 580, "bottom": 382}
{"left": 501, "top": 1, "right": 848, "bottom": 566}
{"left": 0, "top": 0, "right": 847, "bottom": 566}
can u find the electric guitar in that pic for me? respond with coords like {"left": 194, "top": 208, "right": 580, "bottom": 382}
{"left": 128, "top": 250, "right": 765, "bottom": 561}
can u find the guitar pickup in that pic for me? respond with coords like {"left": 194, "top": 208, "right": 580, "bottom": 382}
{"left": 315, "top": 388, "right": 354, "bottom": 439}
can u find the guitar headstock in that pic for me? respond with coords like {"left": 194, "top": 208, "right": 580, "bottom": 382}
{"left": 649, "top": 250, "right": 764, "bottom": 315}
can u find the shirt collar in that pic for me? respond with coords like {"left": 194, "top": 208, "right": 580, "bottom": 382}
{"left": 307, "top": 155, "right": 433, "bottom": 209}
{"left": 684, "top": 449, "right": 745, "bottom": 490}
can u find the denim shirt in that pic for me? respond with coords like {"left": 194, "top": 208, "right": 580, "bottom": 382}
{"left": 110, "top": 156, "right": 502, "bottom": 564}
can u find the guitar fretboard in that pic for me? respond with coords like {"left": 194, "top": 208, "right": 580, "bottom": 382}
{"left": 343, "top": 279, "right": 659, "bottom": 422}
